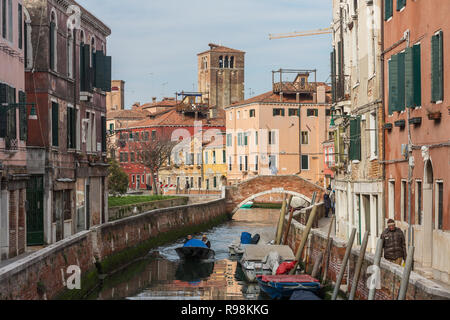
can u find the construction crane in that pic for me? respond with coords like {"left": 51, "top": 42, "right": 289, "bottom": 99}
{"left": 269, "top": 27, "right": 332, "bottom": 40}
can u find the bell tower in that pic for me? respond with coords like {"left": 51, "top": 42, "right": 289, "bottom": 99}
{"left": 198, "top": 43, "right": 245, "bottom": 109}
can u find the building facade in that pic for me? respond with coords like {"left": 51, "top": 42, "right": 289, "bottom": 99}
{"left": 24, "top": 0, "right": 111, "bottom": 246}
{"left": 198, "top": 43, "right": 245, "bottom": 110}
{"left": 225, "top": 71, "right": 332, "bottom": 187}
{"left": 383, "top": 0, "right": 450, "bottom": 284}
{"left": 106, "top": 80, "right": 125, "bottom": 112}
{"left": 0, "top": 0, "right": 29, "bottom": 260}
{"left": 331, "top": 0, "right": 385, "bottom": 252}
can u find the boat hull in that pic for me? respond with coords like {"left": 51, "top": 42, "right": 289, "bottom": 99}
{"left": 256, "top": 276, "right": 321, "bottom": 300}
{"left": 175, "top": 247, "right": 215, "bottom": 260}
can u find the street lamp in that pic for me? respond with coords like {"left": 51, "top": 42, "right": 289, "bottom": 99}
{"left": 1, "top": 102, "right": 38, "bottom": 120}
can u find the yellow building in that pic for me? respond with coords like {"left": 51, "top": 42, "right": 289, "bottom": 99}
{"left": 202, "top": 137, "right": 227, "bottom": 192}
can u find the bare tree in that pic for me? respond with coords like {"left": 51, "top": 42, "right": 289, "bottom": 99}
{"left": 128, "top": 131, "right": 177, "bottom": 195}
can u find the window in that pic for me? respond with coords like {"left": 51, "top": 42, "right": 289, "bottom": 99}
{"left": 198, "top": 177, "right": 202, "bottom": 189}
{"left": 67, "top": 105, "right": 76, "bottom": 149}
{"left": 301, "top": 155, "right": 309, "bottom": 170}
{"left": 289, "top": 109, "right": 299, "bottom": 117}
{"left": 228, "top": 156, "right": 232, "bottom": 171}
{"left": 101, "top": 116, "right": 106, "bottom": 153}
{"left": 237, "top": 132, "right": 243, "bottom": 146}
{"left": 228, "top": 111, "right": 232, "bottom": 121}
{"left": 1, "top": 0, "right": 6, "bottom": 39}
{"left": 226, "top": 133, "right": 232, "bottom": 147}
{"left": 52, "top": 101, "right": 59, "bottom": 147}
{"left": 222, "top": 150, "right": 226, "bottom": 164}
{"left": 415, "top": 181, "right": 422, "bottom": 225}
{"left": 269, "top": 131, "right": 276, "bottom": 145}
{"left": 326, "top": 109, "right": 331, "bottom": 116}
{"left": 436, "top": 182, "right": 443, "bottom": 230}
{"left": 219, "top": 56, "right": 223, "bottom": 68}
{"left": 132, "top": 175, "right": 135, "bottom": 183}
{"left": 384, "top": 0, "right": 393, "bottom": 21}
{"left": 230, "top": 56, "right": 234, "bottom": 68}
{"left": 151, "top": 130, "right": 156, "bottom": 141}
{"left": 213, "top": 151, "right": 216, "bottom": 164}
{"left": 273, "top": 108, "right": 285, "bottom": 117}
{"left": 205, "top": 152, "right": 208, "bottom": 164}
{"left": 431, "top": 31, "right": 444, "bottom": 103}
{"left": 130, "top": 152, "right": 135, "bottom": 163}
{"left": 224, "top": 56, "right": 229, "bottom": 68}
{"left": 239, "top": 156, "right": 242, "bottom": 171}
{"left": 244, "top": 156, "right": 248, "bottom": 171}
{"left": 109, "top": 123, "right": 114, "bottom": 134}
{"left": 237, "top": 111, "right": 240, "bottom": 119}
{"left": 301, "top": 131, "right": 309, "bottom": 145}
{"left": 18, "top": 4, "right": 22, "bottom": 49}
{"left": 255, "top": 155, "right": 258, "bottom": 171}
{"left": 401, "top": 180, "right": 407, "bottom": 221}
{"left": 349, "top": 117, "right": 361, "bottom": 161}
{"left": 269, "top": 155, "right": 276, "bottom": 171}
{"left": 7, "top": 0, "right": 12, "bottom": 41}
{"left": 388, "top": 180, "right": 395, "bottom": 220}
{"left": 50, "top": 11, "right": 57, "bottom": 71}
{"left": 255, "top": 131, "right": 258, "bottom": 145}
{"left": 67, "top": 29, "right": 74, "bottom": 78}
{"left": 369, "top": 111, "right": 378, "bottom": 158}
{"left": 249, "top": 109, "right": 256, "bottom": 117}
{"left": 244, "top": 132, "right": 249, "bottom": 146}
{"left": 213, "top": 177, "right": 217, "bottom": 188}
{"left": 307, "top": 109, "right": 318, "bottom": 117}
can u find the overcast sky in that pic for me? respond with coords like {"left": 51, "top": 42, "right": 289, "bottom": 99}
{"left": 77, "top": 0, "right": 332, "bottom": 108}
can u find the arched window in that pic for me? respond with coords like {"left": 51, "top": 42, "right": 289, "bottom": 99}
{"left": 67, "top": 29, "right": 74, "bottom": 78}
{"left": 219, "top": 56, "right": 223, "bottom": 68}
{"left": 230, "top": 56, "right": 234, "bottom": 68}
{"left": 224, "top": 56, "right": 229, "bottom": 68}
{"left": 50, "top": 10, "right": 57, "bottom": 71}
{"left": 80, "top": 29, "right": 85, "bottom": 44}
{"left": 90, "top": 36, "right": 96, "bottom": 68}
{"left": 23, "top": 7, "right": 33, "bottom": 69}
{"left": 202, "top": 56, "right": 208, "bottom": 70}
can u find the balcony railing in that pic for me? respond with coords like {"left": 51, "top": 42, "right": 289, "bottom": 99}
{"left": 5, "top": 137, "right": 18, "bottom": 151}
{"left": 273, "top": 81, "right": 317, "bottom": 94}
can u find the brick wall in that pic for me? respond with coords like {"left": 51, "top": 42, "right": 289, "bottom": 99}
{"left": 284, "top": 217, "right": 450, "bottom": 300}
{"left": 0, "top": 198, "right": 227, "bottom": 300}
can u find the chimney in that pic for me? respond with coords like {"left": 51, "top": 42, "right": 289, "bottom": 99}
{"left": 152, "top": 97, "right": 157, "bottom": 103}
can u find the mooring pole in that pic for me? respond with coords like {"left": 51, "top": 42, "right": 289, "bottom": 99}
{"left": 289, "top": 204, "right": 318, "bottom": 275}
{"left": 275, "top": 194, "right": 288, "bottom": 244}
{"left": 332, "top": 228, "right": 356, "bottom": 300}
{"left": 349, "top": 231, "right": 370, "bottom": 300}
{"left": 368, "top": 238, "right": 384, "bottom": 300}
{"left": 398, "top": 246, "right": 415, "bottom": 300}
{"left": 321, "top": 215, "right": 336, "bottom": 284}
{"left": 311, "top": 251, "right": 324, "bottom": 279}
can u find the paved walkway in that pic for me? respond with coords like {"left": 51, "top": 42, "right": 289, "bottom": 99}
{"left": 0, "top": 246, "right": 45, "bottom": 269}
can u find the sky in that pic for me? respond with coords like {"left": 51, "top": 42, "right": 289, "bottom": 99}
{"left": 77, "top": 0, "right": 332, "bottom": 108}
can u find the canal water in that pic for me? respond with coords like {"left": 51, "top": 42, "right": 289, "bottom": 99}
{"left": 90, "top": 208, "right": 280, "bottom": 300}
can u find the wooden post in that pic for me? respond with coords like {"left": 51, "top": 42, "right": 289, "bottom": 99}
{"left": 397, "top": 246, "right": 415, "bottom": 300}
{"left": 368, "top": 238, "right": 384, "bottom": 300}
{"left": 289, "top": 204, "right": 318, "bottom": 275}
{"left": 311, "top": 252, "right": 323, "bottom": 278}
{"left": 332, "top": 228, "right": 356, "bottom": 300}
{"left": 282, "top": 207, "right": 294, "bottom": 245}
{"left": 321, "top": 215, "right": 336, "bottom": 283}
{"left": 348, "top": 231, "right": 370, "bottom": 300}
{"left": 275, "top": 194, "right": 287, "bottom": 244}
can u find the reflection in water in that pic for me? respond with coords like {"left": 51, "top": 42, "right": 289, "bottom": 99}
{"left": 92, "top": 208, "right": 279, "bottom": 301}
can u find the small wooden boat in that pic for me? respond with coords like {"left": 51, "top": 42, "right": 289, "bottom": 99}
{"left": 240, "top": 201, "right": 254, "bottom": 209}
{"left": 256, "top": 274, "right": 321, "bottom": 300}
{"left": 240, "top": 245, "right": 300, "bottom": 282}
{"left": 176, "top": 239, "right": 215, "bottom": 260}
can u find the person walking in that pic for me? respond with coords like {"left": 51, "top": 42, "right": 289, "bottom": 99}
{"left": 381, "top": 219, "right": 407, "bottom": 266}
{"left": 323, "top": 187, "right": 332, "bottom": 218}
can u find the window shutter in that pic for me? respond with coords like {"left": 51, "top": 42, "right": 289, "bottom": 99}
{"left": 349, "top": 118, "right": 361, "bottom": 161}
{"left": 302, "top": 155, "right": 309, "bottom": 170}
{"left": 385, "top": 0, "right": 393, "bottom": 20}
{"left": 83, "top": 44, "right": 92, "bottom": 92}
{"left": 388, "top": 55, "right": 398, "bottom": 114}
{"left": 413, "top": 44, "right": 422, "bottom": 107}
{"left": 397, "top": 52, "right": 405, "bottom": 111}
{"left": 95, "top": 51, "right": 104, "bottom": 90}
{"left": 405, "top": 47, "right": 414, "bottom": 108}
{"left": 80, "top": 43, "right": 85, "bottom": 91}
{"left": 19, "top": 91, "right": 27, "bottom": 141}
{"left": 50, "top": 22, "right": 55, "bottom": 70}
{"left": 0, "top": 83, "right": 7, "bottom": 137}
{"left": 431, "top": 34, "right": 441, "bottom": 102}
{"left": 52, "top": 102, "right": 59, "bottom": 147}
{"left": 331, "top": 50, "right": 336, "bottom": 102}
{"left": 103, "top": 55, "right": 112, "bottom": 92}
{"left": 438, "top": 31, "right": 444, "bottom": 101}
{"left": 101, "top": 116, "right": 106, "bottom": 152}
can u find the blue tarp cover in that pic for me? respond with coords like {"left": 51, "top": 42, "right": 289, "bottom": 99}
{"left": 184, "top": 239, "right": 208, "bottom": 248}
{"left": 241, "top": 232, "right": 252, "bottom": 244}
{"left": 290, "top": 290, "right": 321, "bottom": 301}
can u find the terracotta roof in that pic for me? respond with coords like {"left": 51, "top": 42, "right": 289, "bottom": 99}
{"left": 197, "top": 43, "right": 245, "bottom": 56}
{"left": 141, "top": 98, "right": 178, "bottom": 110}
{"left": 228, "top": 84, "right": 332, "bottom": 108}
{"left": 107, "top": 109, "right": 149, "bottom": 120}
{"left": 125, "top": 109, "right": 225, "bottom": 129}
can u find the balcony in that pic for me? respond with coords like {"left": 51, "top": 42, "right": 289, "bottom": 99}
{"left": 5, "top": 137, "right": 18, "bottom": 152}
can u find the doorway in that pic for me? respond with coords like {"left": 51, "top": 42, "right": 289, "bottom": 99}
{"left": 26, "top": 176, "right": 44, "bottom": 246}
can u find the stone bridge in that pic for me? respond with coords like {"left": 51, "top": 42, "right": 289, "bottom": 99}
{"left": 225, "top": 175, "right": 325, "bottom": 216}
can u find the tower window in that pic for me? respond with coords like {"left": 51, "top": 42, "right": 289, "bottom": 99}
{"left": 219, "top": 56, "right": 223, "bottom": 68}
{"left": 230, "top": 56, "right": 234, "bottom": 68}
{"left": 225, "top": 56, "right": 229, "bottom": 68}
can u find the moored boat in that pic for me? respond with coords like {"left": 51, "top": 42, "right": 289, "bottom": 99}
{"left": 256, "top": 274, "right": 321, "bottom": 300}
{"left": 176, "top": 239, "right": 215, "bottom": 260}
{"left": 240, "top": 245, "right": 300, "bottom": 282}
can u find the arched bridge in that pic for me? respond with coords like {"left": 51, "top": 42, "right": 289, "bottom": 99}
{"left": 225, "top": 175, "right": 325, "bottom": 216}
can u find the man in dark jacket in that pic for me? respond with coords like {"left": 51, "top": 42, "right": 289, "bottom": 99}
{"left": 323, "top": 188, "right": 332, "bottom": 218}
{"left": 381, "top": 219, "right": 407, "bottom": 265}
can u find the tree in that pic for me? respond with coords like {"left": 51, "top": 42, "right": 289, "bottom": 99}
{"left": 128, "top": 131, "right": 177, "bottom": 195}
{"left": 108, "top": 159, "right": 129, "bottom": 196}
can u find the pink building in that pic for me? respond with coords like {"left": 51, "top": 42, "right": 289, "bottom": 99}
{"left": 0, "top": 0, "right": 30, "bottom": 261}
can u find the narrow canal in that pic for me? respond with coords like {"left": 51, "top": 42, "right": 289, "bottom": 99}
{"left": 89, "top": 208, "right": 280, "bottom": 300}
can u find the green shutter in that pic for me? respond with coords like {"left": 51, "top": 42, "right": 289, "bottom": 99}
{"left": 413, "top": 44, "right": 422, "bottom": 107}
{"left": 95, "top": 51, "right": 104, "bottom": 89}
{"left": 103, "top": 55, "right": 112, "bottom": 92}
{"left": 302, "top": 155, "right": 309, "bottom": 170}
{"left": 397, "top": 52, "right": 406, "bottom": 111}
{"left": 101, "top": 116, "right": 106, "bottom": 152}
{"left": 19, "top": 91, "right": 27, "bottom": 141}
{"left": 83, "top": 44, "right": 92, "bottom": 92}
{"left": 52, "top": 102, "right": 59, "bottom": 147}
{"left": 431, "top": 33, "right": 443, "bottom": 102}
{"left": 438, "top": 31, "right": 444, "bottom": 101}
{"left": 385, "top": 0, "right": 393, "bottom": 20}
{"left": 388, "top": 55, "right": 398, "bottom": 114}
{"left": 0, "top": 83, "right": 7, "bottom": 137}
{"left": 349, "top": 118, "right": 361, "bottom": 161}
{"left": 405, "top": 47, "right": 414, "bottom": 108}
{"left": 80, "top": 43, "right": 85, "bottom": 91}
{"left": 397, "top": 0, "right": 406, "bottom": 11}
{"left": 331, "top": 50, "right": 336, "bottom": 102}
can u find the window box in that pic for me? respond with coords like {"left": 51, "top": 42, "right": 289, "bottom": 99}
{"left": 409, "top": 117, "right": 422, "bottom": 125}
{"left": 427, "top": 111, "right": 441, "bottom": 121}
{"left": 384, "top": 123, "right": 393, "bottom": 130}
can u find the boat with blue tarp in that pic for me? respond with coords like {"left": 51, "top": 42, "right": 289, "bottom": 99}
{"left": 256, "top": 274, "right": 321, "bottom": 300}
{"left": 175, "top": 239, "right": 215, "bottom": 260}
